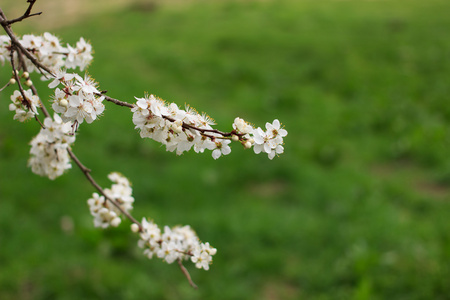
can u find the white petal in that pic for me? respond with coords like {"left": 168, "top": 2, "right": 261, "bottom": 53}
{"left": 272, "top": 119, "right": 280, "bottom": 129}
{"left": 48, "top": 78, "right": 60, "bottom": 88}
{"left": 53, "top": 113, "right": 62, "bottom": 123}
{"left": 278, "top": 128, "right": 288, "bottom": 137}
{"left": 253, "top": 144, "right": 263, "bottom": 154}
{"left": 275, "top": 145, "right": 284, "bottom": 154}
{"left": 212, "top": 149, "right": 221, "bottom": 160}
{"left": 68, "top": 95, "right": 81, "bottom": 106}
{"left": 252, "top": 128, "right": 265, "bottom": 144}
{"left": 264, "top": 143, "right": 271, "bottom": 153}
{"left": 222, "top": 146, "right": 231, "bottom": 155}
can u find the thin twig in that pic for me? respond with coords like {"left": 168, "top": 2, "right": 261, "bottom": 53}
{"left": 178, "top": 259, "right": 198, "bottom": 289}
{"left": 67, "top": 148, "right": 142, "bottom": 231}
{"left": 163, "top": 114, "right": 241, "bottom": 138}
{"left": 0, "top": 9, "right": 8, "bottom": 23}
{"left": 0, "top": 81, "right": 11, "bottom": 92}
{"left": 102, "top": 94, "right": 134, "bottom": 108}
{"left": 2, "top": 0, "right": 42, "bottom": 25}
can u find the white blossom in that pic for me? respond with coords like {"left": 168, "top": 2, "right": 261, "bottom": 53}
{"left": 87, "top": 193, "right": 122, "bottom": 228}
{"left": 9, "top": 89, "right": 40, "bottom": 122}
{"left": 65, "top": 38, "right": 93, "bottom": 71}
{"left": 131, "top": 95, "right": 287, "bottom": 160}
{"left": 28, "top": 114, "right": 75, "bottom": 180}
{"left": 138, "top": 218, "right": 162, "bottom": 259}
{"left": 137, "top": 218, "right": 216, "bottom": 269}
{"left": 233, "top": 117, "right": 253, "bottom": 134}
{"left": 252, "top": 119, "right": 287, "bottom": 159}
{"left": 50, "top": 71, "right": 104, "bottom": 128}
{"left": 211, "top": 139, "right": 232, "bottom": 160}
{"left": 48, "top": 69, "right": 80, "bottom": 89}
{"left": 191, "top": 242, "right": 217, "bottom": 271}
{"left": 0, "top": 33, "right": 93, "bottom": 74}
{"left": 87, "top": 172, "right": 134, "bottom": 228}
{"left": 132, "top": 94, "right": 232, "bottom": 159}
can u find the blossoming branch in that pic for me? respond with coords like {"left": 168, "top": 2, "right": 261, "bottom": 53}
{"left": 0, "top": 1, "right": 287, "bottom": 288}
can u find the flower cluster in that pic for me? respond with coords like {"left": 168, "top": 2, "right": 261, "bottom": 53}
{"left": 131, "top": 95, "right": 287, "bottom": 159}
{"left": 191, "top": 242, "right": 217, "bottom": 270}
{"left": 9, "top": 89, "right": 40, "bottom": 122}
{"left": 28, "top": 114, "right": 75, "bottom": 180}
{"left": 87, "top": 172, "right": 135, "bottom": 228}
{"left": 132, "top": 94, "right": 228, "bottom": 158}
{"left": 50, "top": 71, "right": 105, "bottom": 129}
{"left": 136, "top": 218, "right": 217, "bottom": 270}
{"left": 252, "top": 119, "right": 287, "bottom": 159}
{"left": 0, "top": 32, "right": 92, "bottom": 72}
{"left": 131, "top": 95, "right": 287, "bottom": 160}
{"left": 232, "top": 117, "right": 287, "bottom": 159}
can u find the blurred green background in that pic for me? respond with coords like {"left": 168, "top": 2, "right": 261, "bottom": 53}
{"left": 1, "top": 0, "right": 450, "bottom": 299}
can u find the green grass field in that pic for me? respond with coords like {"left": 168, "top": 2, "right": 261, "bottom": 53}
{"left": 2, "top": 0, "right": 450, "bottom": 299}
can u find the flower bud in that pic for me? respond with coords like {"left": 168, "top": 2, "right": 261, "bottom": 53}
{"left": 111, "top": 217, "right": 121, "bottom": 227}
{"left": 25, "top": 79, "right": 33, "bottom": 87}
{"left": 231, "top": 135, "right": 239, "bottom": 142}
{"left": 172, "top": 119, "right": 183, "bottom": 133}
{"left": 23, "top": 72, "right": 30, "bottom": 79}
{"left": 173, "top": 125, "right": 182, "bottom": 134}
{"left": 244, "top": 141, "right": 252, "bottom": 149}
{"left": 60, "top": 99, "right": 68, "bottom": 107}
{"left": 99, "top": 207, "right": 109, "bottom": 215}
{"left": 131, "top": 223, "right": 140, "bottom": 233}
{"left": 9, "top": 78, "right": 16, "bottom": 85}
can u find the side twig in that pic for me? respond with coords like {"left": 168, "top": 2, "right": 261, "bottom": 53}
{"left": 67, "top": 148, "right": 142, "bottom": 229}
{"left": 0, "top": 1, "right": 41, "bottom": 26}
{"left": 178, "top": 259, "right": 198, "bottom": 289}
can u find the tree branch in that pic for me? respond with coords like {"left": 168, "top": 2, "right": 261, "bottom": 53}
{"left": 0, "top": 3, "right": 217, "bottom": 288}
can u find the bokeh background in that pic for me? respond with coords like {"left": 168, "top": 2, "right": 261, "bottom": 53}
{"left": 1, "top": 0, "right": 450, "bottom": 299}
